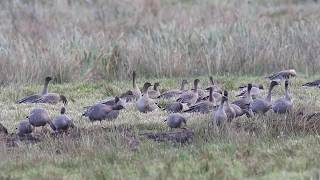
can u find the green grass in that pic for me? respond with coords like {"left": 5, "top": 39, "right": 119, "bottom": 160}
{"left": 1, "top": 76, "right": 320, "bottom": 179}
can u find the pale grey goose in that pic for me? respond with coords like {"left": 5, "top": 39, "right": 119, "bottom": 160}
{"left": 16, "top": 76, "right": 52, "bottom": 103}
{"left": 165, "top": 113, "right": 187, "bottom": 129}
{"left": 27, "top": 108, "right": 51, "bottom": 131}
{"left": 266, "top": 69, "right": 296, "bottom": 82}
{"left": 50, "top": 107, "right": 74, "bottom": 132}
{"left": 210, "top": 95, "right": 227, "bottom": 127}
{"left": 32, "top": 93, "right": 68, "bottom": 105}
{"left": 82, "top": 103, "right": 125, "bottom": 122}
{"left": 272, "top": 80, "right": 293, "bottom": 114}
{"left": 251, "top": 81, "right": 279, "bottom": 114}
{"left": 158, "top": 80, "right": 188, "bottom": 99}
{"left": 136, "top": 82, "right": 158, "bottom": 113}
{"left": 148, "top": 82, "right": 161, "bottom": 99}
{"left": 223, "top": 91, "right": 236, "bottom": 121}
{"left": 176, "top": 79, "right": 200, "bottom": 106}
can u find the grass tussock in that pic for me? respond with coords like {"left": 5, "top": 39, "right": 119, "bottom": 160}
{"left": 1, "top": 0, "right": 320, "bottom": 85}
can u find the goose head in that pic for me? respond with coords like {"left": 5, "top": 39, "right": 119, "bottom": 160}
{"left": 60, "top": 107, "right": 66, "bottom": 114}
{"left": 270, "top": 81, "right": 280, "bottom": 88}
{"left": 45, "top": 76, "right": 53, "bottom": 82}
{"left": 142, "top": 82, "right": 153, "bottom": 93}
{"left": 258, "top": 84, "right": 264, "bottom": 90}
{"left": 153, "top": 82, "right": 160, "bottom": 91}
{"left": 112, "top": 104, "right": 125, "bottom": 111}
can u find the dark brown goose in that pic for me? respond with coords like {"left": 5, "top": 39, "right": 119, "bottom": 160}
{"left": 16, "top": 76, "right": 52, "bottom": 103}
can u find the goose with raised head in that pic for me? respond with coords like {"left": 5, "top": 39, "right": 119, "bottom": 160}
{"left": 158, "top": 80, "right": 188, "bottom": 99}
{"left": 82, "top": 103, "right": 125, "bottom": 122}
{"left": 16, "top": 76, "right": 52, "bottom": 104}
{"left": 272, "top": 80, "right": 293, "bottom": 114}
{"left": 210, "top": 95, "right": 228, "bottom": 127}
{"left": 251, "top": 81, "right": 279, "bottom": 114}
{"left": 223, "top": 91, "right": 236, "bottom": 121}
{"left": 183, "top": 87, "right": 216, "bottom": 113}
{"left": 266, "top": 69, "right": 296, "bottom": 82}
{"left": 28, "top": 108, "right": 51, "bottom": 131}
{"left": 17, "top": 119, "right": 33, "bottom": 136}
{"left": 232, "top": 83, "right": 253, "bottom": 110}
{"left": 148, "top": 82, "right": 161, "bottom": 99}
{"left": 136, "top": 82, "right": 158, "bottom": 113}
{"left": 50, "top": 107, "right": 74, "bottom": 132}
{"left": 165, "top": 113, "right": 187, "bottom": 129}
{"left": 177, "top": 79, "right": 200, "bottom": 106}
{"left": 120, "top": 71, "right": 141, "bottom": 102}
{"left": 237, "top": 84, "right": 264, "bottom": 99}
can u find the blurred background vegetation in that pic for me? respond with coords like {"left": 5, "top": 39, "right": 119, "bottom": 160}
{"left": 0, "top": 0, "right": 319, "bottom": 85}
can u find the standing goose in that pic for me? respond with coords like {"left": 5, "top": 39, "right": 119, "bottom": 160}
{"left": 210, "top": 95, "right": 228, "bottom": 127}
{"left": 50, "top": 107, "right": 74, "bottom": 132}
{"left": 232, "top": 83, "right": 253, "bottom": 110}
{"left": 266, "top": 69, "right": 296, "bottom": 82}
{"left": 17, "top": 119, "right": 33, "bottom": 136}
{"left": 120, "top": 71, "right": 142, "bottom": 102}
{"left": 165, "top": 113, "right": 187, "bottom": 129}
{"left": 251, "top": 81, "right": 279, "bottom": 114}
{"left": 237, "top": 84, "right": 264, "bottom": 99}
{"left": 158, "top": 80, "right": 188, "bottom": 99}
{"left": 82, "top": 103, "right": 125, "bottom": 122}
{"left": 28, "top": 108, "right": 51, "bottom": 131}
{"left": 136, "top": 82, "right": 158, "bottom": 113}
{"left": 272, "top": 80, "right": 293, "bottom": 114}
{"left": 148, "top": 82, "right": 161, "bottom": 99}
{"left": 176, "top": 79, "right": 200, "bottom": 106}
{"left": 16, "top": 76, "right": 52, "bottom": 103}
{"left": 223, "top": 91, "right": 236, "bottom": 121}
{"left": 183, "top": 87, "right": 216, "bottom": 113}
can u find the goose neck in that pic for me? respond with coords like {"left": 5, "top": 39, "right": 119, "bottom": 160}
{"left": 41, "top": 80, "right": 50, "bottom": 95}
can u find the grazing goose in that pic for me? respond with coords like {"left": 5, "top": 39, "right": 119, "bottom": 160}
{"left": 158, "top": 80, "right": 188, "bottom": 99}
{"left": 120, "top": 71, "right": 141, "bottom": 102}
{"left": 165, "top": 113, "right": 187, "bottom": 129}
{"left": 237, "top": 84, "right": 264, "bottom": 99}
{"left": 32, "top": 93, "right": 68, "bottom": 105}
{"left": 136, "top": 82, "right": 158, "bottom": 113}
{"left": 272, "top": 80, "right": 293, "bottom": 114}
{"left": 177, "top": 79, "right": 200, "bottom": 106}
{"left": 16, "top": 76, "right": 52, "bottom": 103}
{"left": 183, "top": 87, "right": 216, "bottom": 113}
{"left": 83, "top": 103, "right": 125, "bottom": 122}
{"left": 28, "top": 108, "right": 51, "bottom": 131}
{"left": 251, "top": 81, "right": 279, "bottom": 114}
{"left": 302, "top": 80, "right": 320, "bottom": 88}
{"left": 164, "top": 102, "right": 184, "bottom": 113}
{"left": 232, "top": 84, "right": 253, "bottom": 110}
{"left": 17, "top": 119, "right": 33, "bottom": 136}
{"left": 210, "top": 95, "right": 227, "bottom": 127}
{"left": 266, "top": 69, "right": 297, "bottom": 82}
{"left": 50, "top": 107, "right": 74, "bottom": 132}
{"left": 223, "top": 91, "right": 236, "bottom": 121}
{"left": 85, "top": 96, "right": 126, "bottom": 110}
{"left": 148, "top": 82, "right": 161, "bottom": 99}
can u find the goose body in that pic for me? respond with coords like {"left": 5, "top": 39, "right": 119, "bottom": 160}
{"left": 32, "top": 93, "right": 68, "bottom": 105}
{"left": 17, "top": 77, "right": 52, "bottom": 104}
{"left": 28, "top": 108, "right": 50, "bottom": 128}
{"left": 83, "top": 104, "right": 125, "bottom": 122}
{"left": 177, "top": 79, "right": 200, "bottom": 106}
{"left": 184, "top": 87, "right": 216, "bottom": 113}
{"left": 136, "top": 82, "right": 158, "bottom": 113}
{"left": 159, "top": 80, "right": 188, "bottom": 99}
{"left": 251, "top": 81, "right": 279, "bottom": 114}
{"left": 272, "top": 80, "right": 293, "bottom": 114}
{"left": 232, "top": 84, "right": 253, "bottom": 110}
{"left": 165, "top": 113, "right": 186, "bottom": 129}
{"left": 211, "top": 96, "right": 227, "bottom": 127}
{"left": 266, "top": 69, "right": 296, "bottom": 82}
{"left": 51, "top": 107, "right": 74, "bottom": 132}
{"left": 164, "top": 102, "right": 184, "bottom": 113}
{"left": 17, "top": 120, "right": 33, "bottom": 135}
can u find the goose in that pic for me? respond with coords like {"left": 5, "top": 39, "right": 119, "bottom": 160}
{"left": 82, "top": 103, "right": 125, "bottom": 122}
{"left": 16, "top": 76, "right": 52, "bottom": 103}
{"left": 158, "top": 80, "right": 188, "bottom": 99}
{"left": 237, "top": 84, "right": 264, "bottom": 99}
{"left": 85, "top": 96, "right": 127, "bottom": 109}
{"left": 251, "top": 81, "right": 279, "bottom": 114}
{"left": 210, "top": 95, "right": 228, "bottom": 127}
{"left": 302, "top": 80, "right": 320, "bottom": 88}
{"left": 232, "top": 83, "right": 253, "bottom": 110}
{"left": 206, "top": 76, "right": 221, "bottom": 92}
{"left": 148, "top": 82, "right": 161, "bottom": 99}
{"left": 266, "top": 69, "right": 296, "bottom": 82}
{"left": 120, "top": 71, "right": 141, "bottom": 102}
{"left": 164, "top": 102, "right": 184, "bottom": 113}
{"left": 17, "top": 119, "right": 33, "bottom": 136}
{"left": 165, "top": 113, "right": 187, "bottom": 129}
{"left": 50, "top": 107, "right": 74, "bottom": 132}
{"left": 272, "top": 80, "right": 293, "bottom": 114}
{"left": 183, "top": 87, "right": 216, "bottom": 113}
{"left": 177, "top": 79, "right": 200, "bottom": 106}
{"left": 136, "top": 82, "right": 158, "bottom": 113}
{"left": 27, "top": 108, "right": 51, "bottom": 131}
{"left": 32, "top": 93, "right": 68, "bottom": 105}
{"left": 223, "top": 91, "right": 236, "bottom": 121}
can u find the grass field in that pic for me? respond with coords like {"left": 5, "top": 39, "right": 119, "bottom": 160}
{"left": 1, "top": 76, "right": 320, "bottom": 179}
